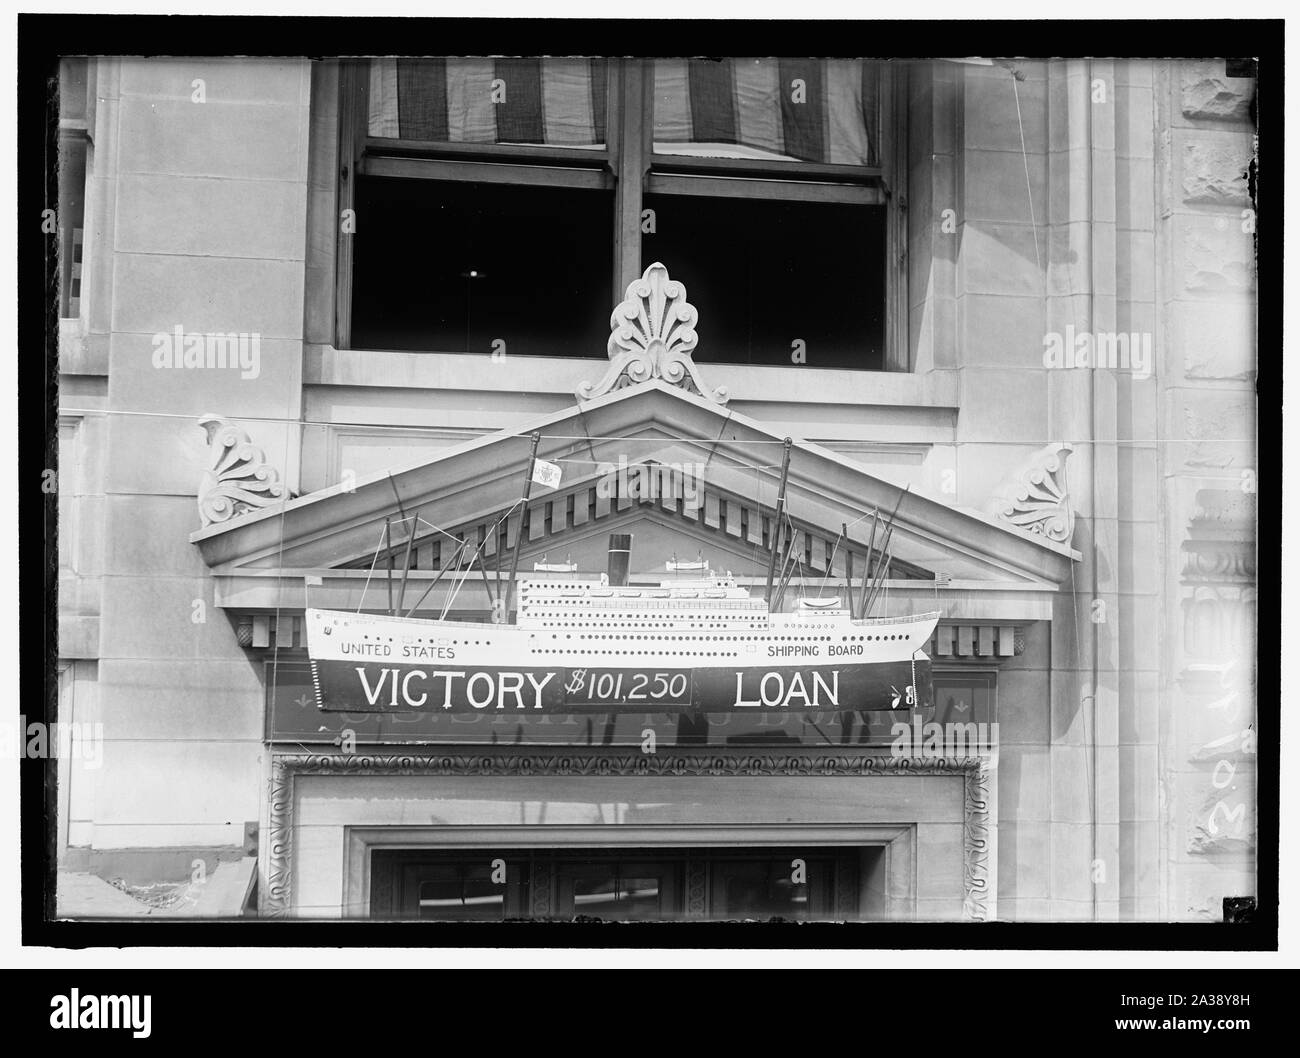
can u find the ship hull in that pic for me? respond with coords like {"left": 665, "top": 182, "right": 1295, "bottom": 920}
{"left": 306, "top": 608, "right": 938, "bottom": 714}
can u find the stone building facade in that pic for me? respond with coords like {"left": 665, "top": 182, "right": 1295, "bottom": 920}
{"left": 53, "top": 55, "right": 1257, "bottom": 921}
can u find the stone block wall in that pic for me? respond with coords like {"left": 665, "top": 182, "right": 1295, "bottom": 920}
{"left": 61, "top": 58, "right": 314, "bottom": 851}
{"left": 948, "top": 58, "right": 1254, "bottom": 920}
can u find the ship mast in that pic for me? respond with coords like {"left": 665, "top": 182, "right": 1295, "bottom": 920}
{"left": 384, "top": 516, "right": 394, "bottom": 615}
{"left": 861, "top": 485, "right": 910, "bottom": 617}
{"left": 763, "top": 437, "right": 794, "bottom": 606}
{"left": 501, "top": 431, "right": 542, "bottom": 622}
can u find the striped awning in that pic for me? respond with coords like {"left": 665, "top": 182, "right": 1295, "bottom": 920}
{"left": 366, "top": 57, "right": 878, "bottom": 167}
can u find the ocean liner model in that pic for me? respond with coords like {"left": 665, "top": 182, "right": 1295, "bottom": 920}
{"left": 306, "top": 440, "right": 940, "bottom": 716}
{"left": 307, "top": 569, "right": 939, "bottom": 715}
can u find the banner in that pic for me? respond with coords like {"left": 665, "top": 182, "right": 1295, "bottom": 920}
{"left": 310, "top": 658, "right": 931, "bottom": 714}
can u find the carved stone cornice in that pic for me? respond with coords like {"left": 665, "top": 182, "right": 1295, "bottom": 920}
{"left": 578, "top": 263, "right": 728, "bottom": 405}
{"left": 985, "top": 442, "right": 1075, "bottom": 545}
{"left": 1179, "top": 487, "right": 1256, "bottom": 660}
{"left": 264, "top": 750, "right": 991, "bottom": 921}
{"left": 197, "top": 414, "right": 289, "bottom": 527}
{"left": 1180, "top": 551, "right": 1256, "bottom": 583}
{"left": 1181, "top": 487, "right": 1256, "bottom": 585}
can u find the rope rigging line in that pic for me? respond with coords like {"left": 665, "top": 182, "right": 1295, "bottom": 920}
{"left": 354, "top": 521, "right": 392, "bottom": 614}
{"left": 437, "top": 498, "right": 525, "bottom": 620}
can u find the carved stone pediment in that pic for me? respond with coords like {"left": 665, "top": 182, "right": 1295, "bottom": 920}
{"left": 197, "top": 414, "right": 289, "bottom": 527}
{"left": 578, "top": 262, "right": 728, "bottom": 405}
{"left": 985, "top": 442, "right": 1075, "bottom": 545}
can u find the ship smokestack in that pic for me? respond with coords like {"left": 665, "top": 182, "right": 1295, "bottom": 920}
{"left": 607, "top": 533, "right": 633, "bottom": 586}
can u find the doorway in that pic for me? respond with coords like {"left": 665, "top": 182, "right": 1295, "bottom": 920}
{"left": 369, "top": 845, "right": 883, "bottom": 921}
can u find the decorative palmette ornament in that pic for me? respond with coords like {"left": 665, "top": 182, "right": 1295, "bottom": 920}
{"left": 984, "top": 442, "right": 1075, "bottom": 545}
{"left": 578, "top": 262, "right": 728, "bottom": 404}
{"left": 197, "top": 414, "right": 288, "bottom": 527}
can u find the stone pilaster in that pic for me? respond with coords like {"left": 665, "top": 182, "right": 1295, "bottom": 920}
{"left": 1155, "top": 59, "right": 1257, "bottom": 920}
{"left": 90, "top": 58, "right": 313, "bottom": 851}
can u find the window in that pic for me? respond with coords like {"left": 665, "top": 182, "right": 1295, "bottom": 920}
{"left": 644, "top": 193, "right": 885, "bottom": 367}
{"left": 558, "top": 858, "right": 677, "bottom": 921}
{"left": 335, "top": 57, "right": 905, "bottom": 370}
{"left": 371, "top": 850, "right": 529, "bottom": 920}
{"left": 58, "top": 57, "right": 92, "bottom": 320}
{"left": 645, "top": 58, "right": 890, "bottom": 367}
{"left": 351, "top": 177, "right": 614, "bottom": 354}
{"left": 57, "top": 417, "right": 81, "bottom": 574}
{"left": 414, "top": 863, "right": 516, "bottom": 920}
{"left": 931, "top": 670, "right": 997, "bottom": 750}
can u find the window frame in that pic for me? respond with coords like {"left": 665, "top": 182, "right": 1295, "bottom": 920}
{"left": 334, "top": 57, "right": 908, "bottom": 370}
{"left": 930, "top": 667, "right": 999, "bottom": 748}
{"left": 57, "top": 57, "right": 94, "bottom": 322}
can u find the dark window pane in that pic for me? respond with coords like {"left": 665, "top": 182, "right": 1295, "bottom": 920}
{"left": 715, "top": 856, "right": 833, "bottom": 920}
{"left": 58, "top": 59, "right": 89, "bottom": 320}
{"left": 417, "top": 865, "right": 507, "bottom": 920}
{"left": 643, "top": 193, "right": 884, "bottom": 369}
{"left": 351, "top": 176, "right": 614, "bottom": 355}
{"left": 571, "top": 871, "right": 619, "bottom": 917}
{"left": 59, "top": 57, "right": 88, "bottom": 124}
{"left": 57, "top": 138, "right": 86, "bottom": 319}
{"left": 932, "top": 675, "right": 994, "bottom": 731}
{"left": 570, "top": 867, "right": 664, "bottom": 921}
{"left": 619, "top": 877, "right": 662, "bottom": 918}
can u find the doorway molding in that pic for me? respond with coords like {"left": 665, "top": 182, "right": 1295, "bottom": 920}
{"left": 265, "top": 749, "right": 993, "bottom": 921}
{"left": 349, "top": 823, "right": 913, "bottom": 920}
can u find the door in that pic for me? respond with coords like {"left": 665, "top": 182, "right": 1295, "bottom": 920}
{"left": 554, "top": 855, "right": 681, "bottom": 921}
{"left": 371, "top": 851, "right": 530, "bottom": 920}
{"left": 371, "top": 845, "right": 868, "bottom": 921}
{"left": 709, "top": 850, "right": 842, "bottom": 920}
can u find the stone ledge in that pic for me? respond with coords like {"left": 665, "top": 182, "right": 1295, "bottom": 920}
{"left": 304, "top": 343, "right": 962, "bottom": 421}
{"left": 57, "top": 616, "right": 100, "bottom": 660}
{"left": 58, "top": 322, "right": 109, "bottom": 376}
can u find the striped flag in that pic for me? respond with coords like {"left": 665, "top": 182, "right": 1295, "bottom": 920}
{"left": 654, "top": 58, "right": 877, "bottom": 165}
{"left": 369, "top": 57, "right": 608, "bottom": 146}
{"left": 366, "top": 57, "right": 877, "bottom": 166}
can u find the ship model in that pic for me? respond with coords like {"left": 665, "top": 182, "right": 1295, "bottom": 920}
{"left": 307, "top": 438, "right": 940, "bottom": 716}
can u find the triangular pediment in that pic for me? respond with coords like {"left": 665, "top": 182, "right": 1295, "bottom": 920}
{"left": 192, "top": 380, "right": 1077, "bottom": 590}
{"left": 335, "top": 464, "right": 938, "bottom": 583}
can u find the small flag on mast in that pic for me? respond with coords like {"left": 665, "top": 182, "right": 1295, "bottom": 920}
{"left": 531, "top": 458, "right": 562, "bottom": 489}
